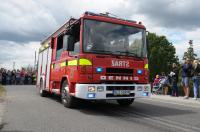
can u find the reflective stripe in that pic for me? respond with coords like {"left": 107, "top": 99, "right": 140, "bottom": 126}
{"left": 79, "top": 59, "right": 92, "bottom": 65}
{"left": 51, "top": 64, "right": 54, "bottom": 69}
{"left": 60, "top": 62, "right": 67, "bottom": 67}
{"left": 144, "top": 64, "right": 148, "bottom": 69}
{"left": 68, "top": 60, "right": 78, "bottom": 66}
{"left": 54, "top": 58, "right": 92, "bottom": 67}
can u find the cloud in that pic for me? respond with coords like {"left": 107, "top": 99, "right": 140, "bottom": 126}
{"left": 0, "top": 40, "right": 40, "bottom": 69}
{"left": 135, "top": 0, "right": 200, "bottom": 30}
{"left": 0, "top": 0, "right": 200, "bottom": 69}
{"left": 0, "top": 0, "right": 128, "bottom": 43}
{"left": 174, "top": 42, "right": 189, "bottom": 60}
{"left": 0, "top": 0, "right": 58, "bottom": 42}
{"left": 1, "top": 0, "right": 200, "bottom": 42}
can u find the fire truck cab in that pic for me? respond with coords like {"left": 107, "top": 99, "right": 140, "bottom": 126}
{"left": 37, "top": 12, "right": 151, "bottom": 108}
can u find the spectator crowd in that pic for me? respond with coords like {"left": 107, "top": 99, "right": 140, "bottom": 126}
{"left": 152, "top": 58, "right": 200, "bottom": 100}
{"left": 0, "top": 68, "right": 36, "bottom": 85}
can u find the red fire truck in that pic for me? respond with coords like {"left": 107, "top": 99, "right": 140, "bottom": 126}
{"left": 37, "top": 12, "right": 151, "bottom": 108}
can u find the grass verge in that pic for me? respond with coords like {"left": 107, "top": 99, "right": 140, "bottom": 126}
{"left": 0, "top": 85, "right": 5, "bottom": 130}
{"left": 0, "top": 85, "right": 5, "bottom": 98}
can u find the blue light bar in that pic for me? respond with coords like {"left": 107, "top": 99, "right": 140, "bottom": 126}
{"left": 137, "top": 69, "right": 143, "bottom": 74}
{"left": 96, "top": 67, "right": 103, "bottom": 73}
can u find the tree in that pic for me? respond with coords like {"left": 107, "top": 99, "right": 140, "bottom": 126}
{"left": 147, "top": 33, "right": 179, "bottom": 81}
{"left": 22, "top": 64, "right": 35, "bottom": 73}
{"left": 183, "top": 40, "right": 197, "bottom": 61}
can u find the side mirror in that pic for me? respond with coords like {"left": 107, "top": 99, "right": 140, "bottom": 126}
{"left": 50, "top": 37, "right": 54, "bottom": 49}
{"left": 146, "top": 31, "right": 149, "bottom": 36}
{"left": 67, "top": 35, "right": 76, "bottom": 51}
{"left": 146, "top": 31, "right": 150, "bottom": 47}
{"left": 146, "top": 37, "right": 150, "bottom": 56}
{"left": 146, "top": 37, "right": 149, "bottom": 46}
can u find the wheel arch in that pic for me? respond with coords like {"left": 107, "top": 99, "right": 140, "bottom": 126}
{"left": 39, "top": 77, "right": 44, "bottom": 89}
{"left": 60, "top": 75, "right": 70, "bottom": 93}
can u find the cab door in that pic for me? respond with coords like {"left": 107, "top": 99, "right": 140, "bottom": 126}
{"left": 67, "top": 41, "right": 80, "bottom": 82}
{"left": 51, "top": 35, "right": 64, "bottom": 85}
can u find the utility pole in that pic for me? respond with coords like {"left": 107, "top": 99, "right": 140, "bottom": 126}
{"left": 34, "top": 51, "right": 36, "bottom": 70}
{"left": 13, "top": 61, "right": 15, "bottom": 70}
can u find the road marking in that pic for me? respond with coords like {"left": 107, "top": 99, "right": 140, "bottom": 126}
{"left": 139, "top": 98, "right": 200, "bottom": 109}
{"left": 93, "top": 103, "right": 200, "bottom": 132}
{"left": 115, "top": 108, "right": 200, "bottom": 132}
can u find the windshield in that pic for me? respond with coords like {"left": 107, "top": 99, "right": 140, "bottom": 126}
{"left": 83, "top": 19, "right": 147, "bottom": 58}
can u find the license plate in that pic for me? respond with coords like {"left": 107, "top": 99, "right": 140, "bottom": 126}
{"left": 113, "top": 90, "right": 130, "bottom": 96}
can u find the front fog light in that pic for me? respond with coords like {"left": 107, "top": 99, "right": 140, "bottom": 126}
{"left": 143, "top": 92, "right": 148, "bottom": 96}
{"left": 87, "top": 93, "right": 96, "bottom": 98}
{"left": 88, "top": 86, "right": 95, "bottom": 92}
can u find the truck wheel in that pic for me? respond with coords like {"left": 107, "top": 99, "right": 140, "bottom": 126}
{"left": 61, "top": 80, "right": 77, "bottom": 108}
{"left": 117, "top": 99, "right": 134, "bottom": 106}
{"left": 39, "top": 79, "right": 47, "bottom": 97}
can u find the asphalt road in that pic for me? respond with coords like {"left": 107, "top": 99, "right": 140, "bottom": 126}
{"left": 1, "top": 85, "right": 200, "bottom": 132}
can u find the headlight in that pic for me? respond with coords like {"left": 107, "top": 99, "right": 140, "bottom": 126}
{"left": 143, "top": 92, "right": 148, "bottom": 96}
{"left": 88, "top": 86, "right": 95, "bottom": 92}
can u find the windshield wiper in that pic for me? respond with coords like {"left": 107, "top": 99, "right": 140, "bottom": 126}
{"left": 90, "top": 50, "right": 142, "bottom": 59}
{"left": 114, "top": 51, "right": 137, "bottom": 56}
{"left": 114, "top": 51, "right": 143, "bottom": 59}
{"left": 91, "top": 50, "right": 112, "bottom": 54}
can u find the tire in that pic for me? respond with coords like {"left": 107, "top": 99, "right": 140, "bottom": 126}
{"left": 39, "top": 79, "right": 47, "bottom": 97}
{"left": 117, "top": 99, "right": 134, "bottom": 106}
{"left": 61, "top": 80, "right": 77, "bottom": 108}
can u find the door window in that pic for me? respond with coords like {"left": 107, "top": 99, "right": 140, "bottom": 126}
{"left": 56, "top": 35, "right": 63, "bottom": 60}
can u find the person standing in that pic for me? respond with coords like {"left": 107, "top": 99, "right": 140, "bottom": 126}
{"left": 192, "top": 60, "right": 200, "bottom": 100}
{"left": 6, "top": 70, "right": 12, "bottom": 85}
{"left": 32, "top": 71, "right": 36, "bottom": 85}
{"left": 20, "top": 69, "right": 25, "bottom": 85}
{"left": 11, "top": 70, "right": 16, "bottom": 85}
{"left": 2, "top": 69, "right": 7, "bottom": 85}
{"left": 24, "top": 72, "right": 28, "bottom": 85}
{"left": 182, "top": 58, "right": 193, "bottom": 99}
{"left": 16, "top": 70, "right": 21, "bottom": 85}
{"left": 169, "top": 63, "right": 179, "bottom": 97}
{"left": 160, "top": 72, "right": 169, "bottom": 95}
{"left": 0, "top": 69, "right": 2, "bottom": 84}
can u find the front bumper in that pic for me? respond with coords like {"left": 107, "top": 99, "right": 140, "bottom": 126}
{"left": 75, "top": 84, "right": 151, "bottom": 100}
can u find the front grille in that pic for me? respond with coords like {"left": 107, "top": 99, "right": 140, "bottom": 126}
{"left": 106, "top": 68, "right": 133, "bottom": 76}
{"left": 100, "top": 81, "right": 135, "bottom": 84}
{"left": 106, "top": 86, "right": 135, "bottom": 91}
{"left": 106, "top": 93, "right": 135, "bottom": 97}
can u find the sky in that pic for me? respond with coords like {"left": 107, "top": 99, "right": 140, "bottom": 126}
{"left": 0, "top": 0, "right": 200, "bottom": 69}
